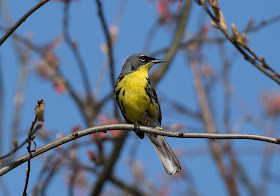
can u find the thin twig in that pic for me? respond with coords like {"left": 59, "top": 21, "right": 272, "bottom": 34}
{"left": 0, "top": 26, "right": 95, "bottom": 125}
{"left": 217, "top": 41, "right": 257, "bottom": 195}
{"left": 259, "top": 141, "right": 275, "bottom": 195}
{"left": 151, "top": 36, "right": 225, "bottom": 57}
{"left": 95, "top": 0, "right": 118, "bottom": 118}
{"left": 0, "top": 123, "right": 279, "bottom": 176}
{"left": 90, "top": 131, "right": 127, "bottom": 196}
{"left": 34, "top": 143, "right": 76, "bottom": 195}
{"left": 151, "top": 0, "right": 192, "bottom": 85}
{"left": 0, "top": 0, "right": 51, "bottom": 46}
{"left": 109, "top": 175, "right": 146, "bottom": 196}
{"left": 22, "top": 118, "right": 37, "bottom": 196}
{"left": 0, "top": 26, "right": 43, "bottom": 51}
{"left": 63, "top": 0, "right": 92, "bottom": 96}
{"left": 22, "top": 98, "right": 44, "bottom": 196}
{"left": 78, "top": 164, "right": 146, "bottom": 196}
{"left": 0, "top": 123, "right": 41, "bottom": 160}
{"left": 199, "top": 1, "right": 280, "bottom": 85}
{"left": 67, "top": 141, "right": 78, "bottom": 196}
{"left": 39, "top": 155, "right": 64, "bottom": 196}
{"left": 152, "top": 13, "right": 280, "bottom": 57}
{"left": 243, "top": 14, "right": 280, "bottom": 34}
{"left": 162, "top": 93, "right": 202, "bottom": 120}
{"left": 189, "top": 57, "right": 239, "bottom": 195}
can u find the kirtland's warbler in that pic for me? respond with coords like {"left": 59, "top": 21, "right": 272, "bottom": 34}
{"left": 114, "top": 53, "right": 182, "bottom": 175}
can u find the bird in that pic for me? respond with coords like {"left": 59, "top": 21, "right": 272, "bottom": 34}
{"left": 113, "top": 53, "right": 182, "bottom": 175}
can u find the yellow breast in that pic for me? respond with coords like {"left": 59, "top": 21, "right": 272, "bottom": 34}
{"left": 115, "top": 65, "right": 160, "bottom": 126}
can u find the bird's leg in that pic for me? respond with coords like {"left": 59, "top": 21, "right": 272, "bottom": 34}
{"left": 143, "top": 111, "right": 149, "bottom": 126}
{"left": 134, "top": 122, "right": 139, "bottom": 132}
{"left": 134, "top": 122, "right": 144, "bottom": 139}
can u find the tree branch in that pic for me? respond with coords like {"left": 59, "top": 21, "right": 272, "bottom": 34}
{"left": 0, "top": 123, "right": 279, "bottom": 176}
{"left": 150, "top": 0, "right": 192, "bottom": 85}
{"left": 90, "top": 131, "right": 127, "bottom": 196}
{"left": 79, "top": 164, "right": 146, "bottom": 196}
{"left": 95, "top": 0, "right": 118, "bottom": 118}
{"left": 22, "top": 120, "right": 37, "bottom": 196}
{"left": 0, "top": 0, "right": 51, "bottom": 46}
{"left": 189, "top": 57, "right": 239, "bottom": 195}
{"left": 63, "top": 0, "right": 92, "bottom": 96}
{"left": 198, "top": 0, "right": 280, "bottom": 85}
{"left": 23, "top": 99, "right": 44, "bottom": 196}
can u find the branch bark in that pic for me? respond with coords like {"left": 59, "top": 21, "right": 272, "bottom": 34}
{"left": 0, "top": 0, "right": 51, "bottom": 46}
{"left": 0, "top": 123, "right": 279, "bottom": 176}
{"left": 199, "top": 1, "right": 280, "bottom": 85}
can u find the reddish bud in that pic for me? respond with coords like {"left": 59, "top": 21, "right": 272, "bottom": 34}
{"left": 158, "top": 187, "right": 169, "bottom": 196}
{"left": 87, "top": 150, "right": 95, "bottom": 158}
{"left": 111, "top": 130, "right": 121, "bottom": 137}
{"left": 53, "top": 77, "right": 66, "bottom": 94}
{"left": 72, "top": 125, "right": 81, "bottom": 132}
{"left": 156, "top": 1, "right": 170, "bottom": 22}
{"left": 201, "top": 24, "right": 210, "bottom": 37}
{"left": 176, "top": 0, "right": 182, "bottom": 12}
{"left": 261, "top": 92, "right": 280, "bottom": 117}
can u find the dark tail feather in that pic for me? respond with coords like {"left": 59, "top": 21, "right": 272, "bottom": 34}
{"left": 147, "top": 134, "right": 182, "bottom": 175}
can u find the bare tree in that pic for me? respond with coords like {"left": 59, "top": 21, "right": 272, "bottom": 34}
{"left": 0, "top": 0, "right": 280, "bottom": 195}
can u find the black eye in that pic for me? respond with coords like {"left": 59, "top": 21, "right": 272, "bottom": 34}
{"left": 140, "top": 55, "right": 146, "bottom": 62}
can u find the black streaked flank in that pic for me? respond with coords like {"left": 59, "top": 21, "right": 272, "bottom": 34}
{"left": 144, "top": 85, "right": 152, "bottom": 104}
{"left": 121, "top": 100, "right": 126, "bottom": 114}
{"left": 146, "top": 78, "right": 152, "bottom": 86}
{"left": 151, "top": 87, "right": 162, "bottom": 126}
{"left": 115, "top": 88, "right": 121, "bottom": 102}
{"left": 117, "top": 75, "right": 125, "bottom": 83}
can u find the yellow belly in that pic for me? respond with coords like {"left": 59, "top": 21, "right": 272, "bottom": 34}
{"left": 115, "top": 68, "right": 159, "bottom": 126}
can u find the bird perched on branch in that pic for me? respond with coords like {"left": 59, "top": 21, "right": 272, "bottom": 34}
{"left": 113, "top": 53, "right": 182, "bottom": 175}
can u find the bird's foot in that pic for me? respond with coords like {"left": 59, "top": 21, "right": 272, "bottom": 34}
{"left": 134, "top": 122, "right": 144, "bottom": 139}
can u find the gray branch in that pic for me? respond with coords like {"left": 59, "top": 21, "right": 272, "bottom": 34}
{"left": 1, "top": 124, "right": 279, "bottom": 176}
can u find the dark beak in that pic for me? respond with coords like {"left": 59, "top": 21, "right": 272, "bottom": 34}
{"left": 152, "top": 59, "right": 165, "bottom": 64}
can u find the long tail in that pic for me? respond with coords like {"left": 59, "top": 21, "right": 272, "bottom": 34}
{"left": 147, "top": 133, "right": 182, "bottom": 175}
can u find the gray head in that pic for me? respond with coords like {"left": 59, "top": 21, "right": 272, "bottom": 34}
{"left": 120, "top": 53, "right": 164, "bottom": 75}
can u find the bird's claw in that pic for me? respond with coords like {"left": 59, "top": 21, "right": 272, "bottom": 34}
{"left": 134, "top": 122, "right": 144, "bottom": 139}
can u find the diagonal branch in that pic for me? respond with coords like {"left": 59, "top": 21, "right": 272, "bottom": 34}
{"left": 150, "top": 0, "right": 192, "bottom": 85}
{"left": 199, "top": 0, "right": 280, "bottom": 85}
{"left": 0, "top": 0, "right": 51, "bottom": 46}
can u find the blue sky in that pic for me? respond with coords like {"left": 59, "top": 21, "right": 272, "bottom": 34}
{"left": 1, "top": 0, "right": 280, "bottom": 195}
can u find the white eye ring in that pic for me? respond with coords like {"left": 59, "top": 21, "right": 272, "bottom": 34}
{"left": 140, "top": 55, "right": 146, "bottom": 62}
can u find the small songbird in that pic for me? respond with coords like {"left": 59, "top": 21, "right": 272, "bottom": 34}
{"left": 113, "top": 53, "right": 182, "bottom": 175}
